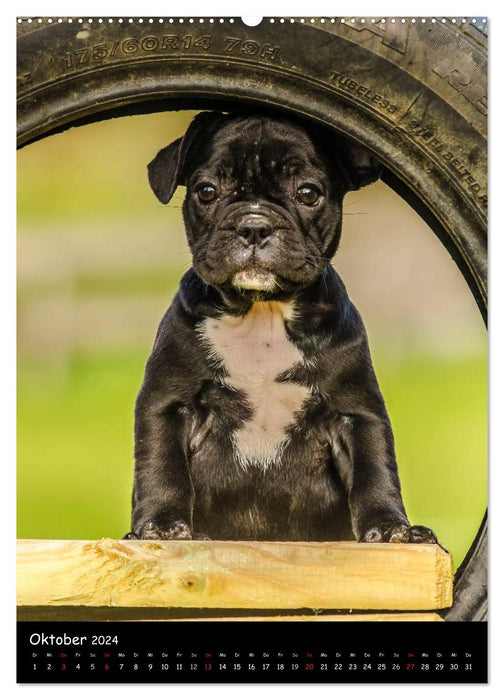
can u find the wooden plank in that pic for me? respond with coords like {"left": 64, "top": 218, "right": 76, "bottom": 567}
{"left": 15, "top": 606, "right": 445, "bottom": 622}
{"left": 167, "top": 613, "right": 445, "bottom": 622}
{"left": 17, "top": 539, "right": 452, "bottom": 612}
{"left": 15, "top": 606, "right": 446, "bottom": 622}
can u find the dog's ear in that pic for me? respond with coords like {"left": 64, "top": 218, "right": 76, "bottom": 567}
{"left": 147, "top": 137, "right": 183, "bottom": 204}
{"left": 337, "top": 140, "right": 383, "bottom": 191}
{"left": 147, "top": 112, "right": 226, "bottom": 204}
{"left": 308, "top": 123, "right": 382, "bottom": 191}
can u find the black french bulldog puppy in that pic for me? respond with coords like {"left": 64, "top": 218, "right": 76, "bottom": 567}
{"left": 125, "top": 111, "right": 439, "bottom": 545}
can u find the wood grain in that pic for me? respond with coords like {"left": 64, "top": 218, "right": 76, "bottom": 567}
{"left": 17, "top": 539, "right": 453, "bottom": 612}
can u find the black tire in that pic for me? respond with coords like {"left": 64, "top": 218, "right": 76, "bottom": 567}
{"left": 17, "top": 16, "right": 488, "bottom": 621}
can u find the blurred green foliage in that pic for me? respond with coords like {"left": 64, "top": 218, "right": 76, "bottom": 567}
{"left": 17, "top": 112, "right": 197, "bottom": 222}
{"left": 17, "top": 112, "right": 487, "bottom": 571}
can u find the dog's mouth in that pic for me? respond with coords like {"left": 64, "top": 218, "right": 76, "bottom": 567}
{"left": 232, "top": 267, "right": 278, "bottom": 292}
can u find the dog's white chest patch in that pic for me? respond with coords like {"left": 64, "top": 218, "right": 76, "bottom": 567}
{"left": 201, "top": 301, "right": 310, "bottom": 466}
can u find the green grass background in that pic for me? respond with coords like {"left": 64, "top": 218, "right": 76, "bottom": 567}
{"left": 17, "top": 113, "right": 487, "bottom": 570}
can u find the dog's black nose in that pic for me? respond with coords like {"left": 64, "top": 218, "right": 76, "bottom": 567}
{"left": 236, "top": 215, "right": 273, "bottom": 247}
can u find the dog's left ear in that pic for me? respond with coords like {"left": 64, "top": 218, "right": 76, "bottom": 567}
{"left": 337, "top": 140, "right": 383, "bottom": 191}
{"left": 147, "top": 112, "right": 226, "bottom": 204}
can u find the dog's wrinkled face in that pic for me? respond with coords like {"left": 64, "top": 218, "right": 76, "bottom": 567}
{"left": 184, "top": 118, "right": 343, "bottom": 296}
{"left": 148, "top": 112, "right": 381, "bottom": 299}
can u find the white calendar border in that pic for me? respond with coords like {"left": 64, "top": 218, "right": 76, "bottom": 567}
{"left": 4, "top": 1, "right": 500, "bottom": 698}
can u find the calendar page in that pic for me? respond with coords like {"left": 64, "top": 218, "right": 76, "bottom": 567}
{"left": 16, "top": 13, "right": 488, "bottom": 684}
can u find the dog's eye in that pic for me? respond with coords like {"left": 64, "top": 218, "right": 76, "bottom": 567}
{"left": 296, "top": 185, "right": 322, "bottom": 206}
{"left": 197, "top": 184, "right": 217, "bottom": 203}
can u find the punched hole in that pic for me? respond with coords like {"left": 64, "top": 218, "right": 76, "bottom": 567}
{"left": 241, "top": 16, "right": 263, "bottom": 26}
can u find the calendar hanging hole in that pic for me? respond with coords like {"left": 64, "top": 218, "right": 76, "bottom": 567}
{"left": 241, "top": 16, "right": 263, "bottom": 27}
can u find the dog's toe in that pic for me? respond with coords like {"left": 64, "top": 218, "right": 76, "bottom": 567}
{"left": 362, "top": 527, "right": 383, "bottom": 543}
{"left": 139, "top": 519, "right": 193, "bottom": 540}
{"left": 408, "top": 525, "right": 442, "bottom": 545}
{"left": 168, "top": 520, "right": 193, "bottom": 540}
{"left": 388, "top": 524, "right": 411, "bottom": 543}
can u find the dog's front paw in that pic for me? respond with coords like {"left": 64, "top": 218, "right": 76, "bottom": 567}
{"left": 136, "top": 519, "right": 193, "bottom": 540}
{"left": 361, "top": 523, "right": 443, "bottom": 547}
